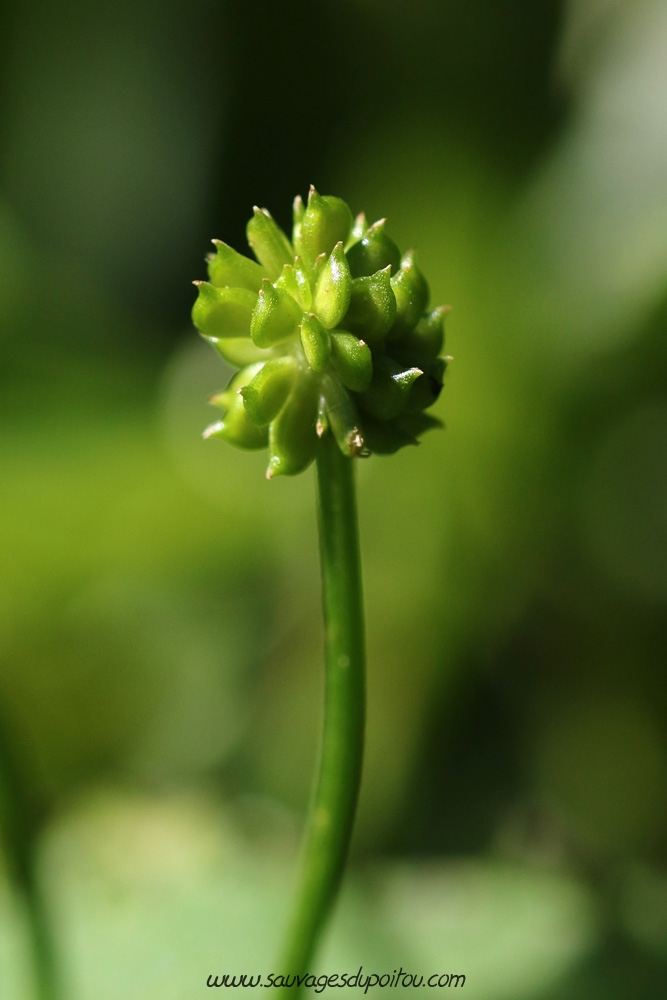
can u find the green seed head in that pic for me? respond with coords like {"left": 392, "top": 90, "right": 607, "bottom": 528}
{"left": 346, "top": 218, "right": 401, "bottom": 278}
{"left": 193, "top": 191, "right": 450, "bottom": 477}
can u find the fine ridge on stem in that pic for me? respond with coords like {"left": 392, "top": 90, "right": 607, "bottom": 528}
{"left": 278, "top": 432, "right": 366, "bottom": 987}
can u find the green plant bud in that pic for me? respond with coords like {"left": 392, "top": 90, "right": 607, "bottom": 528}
{"left": 207, "top": 239, "right": 268, "bottom": 291}
{"left": 274, "top": 263, "right": 301, "bottom": 303}
{"left": 195, "top": 193, "right": 449, "bottom": 467}
{"left": 251, "top": 279, "right": 303, "bottom": 348}
{"left": 267, "top": 375, "right": 319, "bottom": 478}
{"left": 399, "top": 305, "right": 449, "bottom": 359}
{"left": 294, "top": 187, "right": 353, "bottom": 271}
{"left": 359, "top": 356, "right": 423, "bottom": 420}
{"left": 225, "top": 361, "right": 267, "bottom": 393}
{"left": 404, "top": 358, "right": 446, "bottom": 413}
{"left": 192, "top": 282, "right": 257, "bottom": 338}
{"left": 320, "top": 374, "right": 365, "bottom": 457}
{"left": 329, "top": 332, "right": 373, "bottom": 393}
{"left": 203, "top": 402, "right": 268, "bottom": 449}
{"left": 357, "top": 415, "right": 417, "bottom": 455}
{"left": 241, "top": 356, "right": 298, "bottom": 425}
{"left": 345, "top": 219, "right": 401, "bottom": 278}
{"left": 207, "top": 361, "right": 265, "bottom": 408}
{"left": 293, "top": 257, "right": 313, "bottom": 310}
{"left": 275, "top": 260, "right": 313, "bottom": 311}
{"left": 313, "top": 242, "right": 352, "bottom": 329}
{"left": 300, "top": 313, "right": 332, "bottom": 371}
{"left": 204, "top": 334, "right": 274, "bottom": 367}
{"left": 203, "top": 365, "right": 269, "bottom": 450}
{"left": 361, "top": 411, "right": 441, "bottom": 454}
{"left": 342, "top": 266, "right": 396, "bottom": 343}
{"left": 388, "top": 251, "right": 430, "bottom": 338}
{"left": 246, "top": 206, "right": 294, "bottom": 280}
{"left": 313, "top": 251, "right": 327, "bottom": 284}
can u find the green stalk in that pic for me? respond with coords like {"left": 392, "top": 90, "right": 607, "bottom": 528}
{"left": 0, "top": 714, "right": 59, "bottom": 1000}
{"left": 23, "top": 878, "right": 59, "bottom": 1000}
{"left": 279, "top": 432, "right": 366, "bottom": 982}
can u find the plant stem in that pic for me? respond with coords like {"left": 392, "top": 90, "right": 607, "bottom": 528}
{"left": 23, "top": 878, "right": 59, "bottom": 1000}
{"left": 279, "top": 432, "right": 366, "bottom": 982}
{"left": 0, "top": 710, "right": 59, "bottom": 1000}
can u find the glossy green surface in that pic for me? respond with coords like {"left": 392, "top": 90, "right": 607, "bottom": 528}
{"left": 279, "top": 432, "right": 365, "bottom": 980}
{"left": 192, "top": 187, "right": 448, "bottom": 477}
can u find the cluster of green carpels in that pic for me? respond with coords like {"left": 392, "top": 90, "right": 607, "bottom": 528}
{"left": 192, "top": 188, "right": 448, "bottom": 477}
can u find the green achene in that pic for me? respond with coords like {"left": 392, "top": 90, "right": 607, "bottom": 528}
{"left": 193, "top": 187, "right": 449, "bottom": 477}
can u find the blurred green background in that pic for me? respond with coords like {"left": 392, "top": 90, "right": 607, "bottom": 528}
{"left": 2, "top": 0, "right": 667, "bottom": 996}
